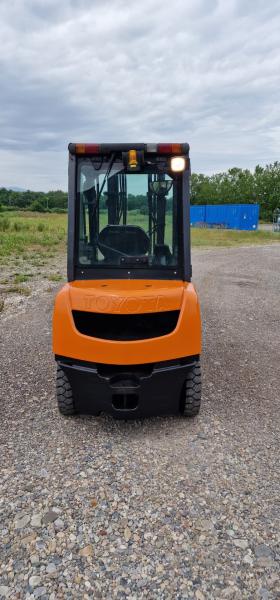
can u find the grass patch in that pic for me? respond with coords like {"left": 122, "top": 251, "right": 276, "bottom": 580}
{"left": 0, "top": 211, "right": 66, "bottom": 263}
{"left": 0, "top": 217, "right": 10, "bottom": 231}
{"left": 47, "top": 274, "right": 63, "bottom": 282}
{"left": 14, "top": 273, "right": 32, "bottom": 283}
{"left": 3, "top": 285, "right": 31, "bottom": 296}
{"left": 0, "top": 298, "right": 4, "bottom": 312}
{"left": 31, "top": 260, "right": 46, "bottom": 266}
{"left": 191, "top": 227, "right": 280, "bottom": 247}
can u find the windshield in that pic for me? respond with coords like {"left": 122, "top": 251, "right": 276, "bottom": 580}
{"left": 77, "top": 157, "right": 180, "bottom": 270}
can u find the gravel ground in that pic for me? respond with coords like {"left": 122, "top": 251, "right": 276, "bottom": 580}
{"left": 0, "top": 245, "right": 279, "bottom": 599}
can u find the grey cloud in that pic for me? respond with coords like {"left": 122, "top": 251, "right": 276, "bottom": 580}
{"left": 0, "top": 0, "right": 279, "bottom": 189}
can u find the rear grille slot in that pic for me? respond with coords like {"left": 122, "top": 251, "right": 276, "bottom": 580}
{"left": 112, "top": 393, "right": 139, "bottom": 410}
{"left": 72, "top": 310, "right": 180, "bottom": 341}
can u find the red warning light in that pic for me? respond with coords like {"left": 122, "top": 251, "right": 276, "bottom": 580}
{"left": 75, "top": 144, "right": 100, "bottom": 154}
{"left": 157, "top": 144, "right": 183, "bottom": 154}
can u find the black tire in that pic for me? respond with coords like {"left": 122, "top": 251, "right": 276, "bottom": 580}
{"left": 181, "top": 360, "right": 202, "bottom": 417}
{"left": 56, "top": 366, "right": 76, "bottom": 416}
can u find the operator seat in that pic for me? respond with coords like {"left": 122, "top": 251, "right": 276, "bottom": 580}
{"left": 98, "top": 225, "right": 149, "bottom": 261}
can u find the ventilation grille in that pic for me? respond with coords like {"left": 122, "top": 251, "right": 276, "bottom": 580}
{"left": 72, "top": 310, "right": 179, "bottom": 341}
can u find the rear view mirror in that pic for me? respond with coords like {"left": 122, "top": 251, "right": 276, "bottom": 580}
{"left": 149, "top": 180, "right": 173, "bottom": 195}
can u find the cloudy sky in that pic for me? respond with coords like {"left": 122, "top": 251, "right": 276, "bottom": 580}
{"left": 1, "top": 0, "right": 279, "bottom": 191}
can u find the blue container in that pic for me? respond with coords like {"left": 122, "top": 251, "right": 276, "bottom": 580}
{"left": 190, "top": 204, "right": 259, "bottom": 231}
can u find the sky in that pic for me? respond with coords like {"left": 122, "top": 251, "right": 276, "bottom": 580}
{"left": 0, "top": 0, "right": 279, "bottom": 191}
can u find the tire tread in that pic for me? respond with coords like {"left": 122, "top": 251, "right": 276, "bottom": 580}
{"left": 56, "top": 366, "right": 76, "bottom": 415}
{"left": 182, "top": 361, "right": 202, "bottom": 417}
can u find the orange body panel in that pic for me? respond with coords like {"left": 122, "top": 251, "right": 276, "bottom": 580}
{"left": 52, "top": 280, "right": 201, "bottom": 365}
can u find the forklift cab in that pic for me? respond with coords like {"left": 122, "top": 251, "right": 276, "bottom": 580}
{"left": 53, "top": 143, "right": 201, "bottom": 418}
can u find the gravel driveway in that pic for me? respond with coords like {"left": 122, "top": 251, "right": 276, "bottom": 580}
{"left": 0, "top": 245, "right": 279, "bottom": 599}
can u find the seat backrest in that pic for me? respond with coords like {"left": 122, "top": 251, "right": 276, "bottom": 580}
{"left": 98, "top": 225, "right": 149, "bottom": 259}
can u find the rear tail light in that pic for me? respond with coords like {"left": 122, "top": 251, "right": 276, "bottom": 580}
{"left": 158, "top": 143, "right": 183, "bottom": 154}
{"left": 146, "top": 143, "right": 158, "bottom": 153}
{"left": 75, "top": 144, "right": 100, "bottom": 154}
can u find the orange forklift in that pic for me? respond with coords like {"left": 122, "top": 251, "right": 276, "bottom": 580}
{"left": 53, "top": 143, "right": 201, "bottom": 418}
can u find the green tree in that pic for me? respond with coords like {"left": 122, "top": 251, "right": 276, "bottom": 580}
{"left": 190, "top": 161, "right": 280, "bottom": 220}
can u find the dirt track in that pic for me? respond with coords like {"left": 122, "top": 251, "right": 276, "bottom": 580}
{"left": 0, "top": 245, "right": 279, "bottom": 599}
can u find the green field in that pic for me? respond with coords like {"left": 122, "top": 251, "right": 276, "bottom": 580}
{"left": 0, "top": 211, "right": 279, "bottom": 264}
{"left": 0, "top": 212, "right": 67, "bottom": 264}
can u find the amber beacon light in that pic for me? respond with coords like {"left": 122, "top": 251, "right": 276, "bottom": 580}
{"left": 128, "top": 149, "right": 138, "bottom": 168}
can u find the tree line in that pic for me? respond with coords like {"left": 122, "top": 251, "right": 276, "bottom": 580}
{"left": 191, "top": 163, "right": 280, "bottom": 221}
{"left": 0, "top": 189, "right": 67, "bottom": 213}
{"left": 0, "top": 162, "right": 279, "bottom": 221}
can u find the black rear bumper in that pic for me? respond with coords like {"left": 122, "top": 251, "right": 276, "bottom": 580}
{"left": 56, "top": 355, "right": 199, "bottom": 418}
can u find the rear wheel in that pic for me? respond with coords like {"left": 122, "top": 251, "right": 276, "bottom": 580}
{"left": 56, "top": 366, "right": 76, "bottom": 415}
{"left": 181, "top": 360, "right": 202, "bottom": 417}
